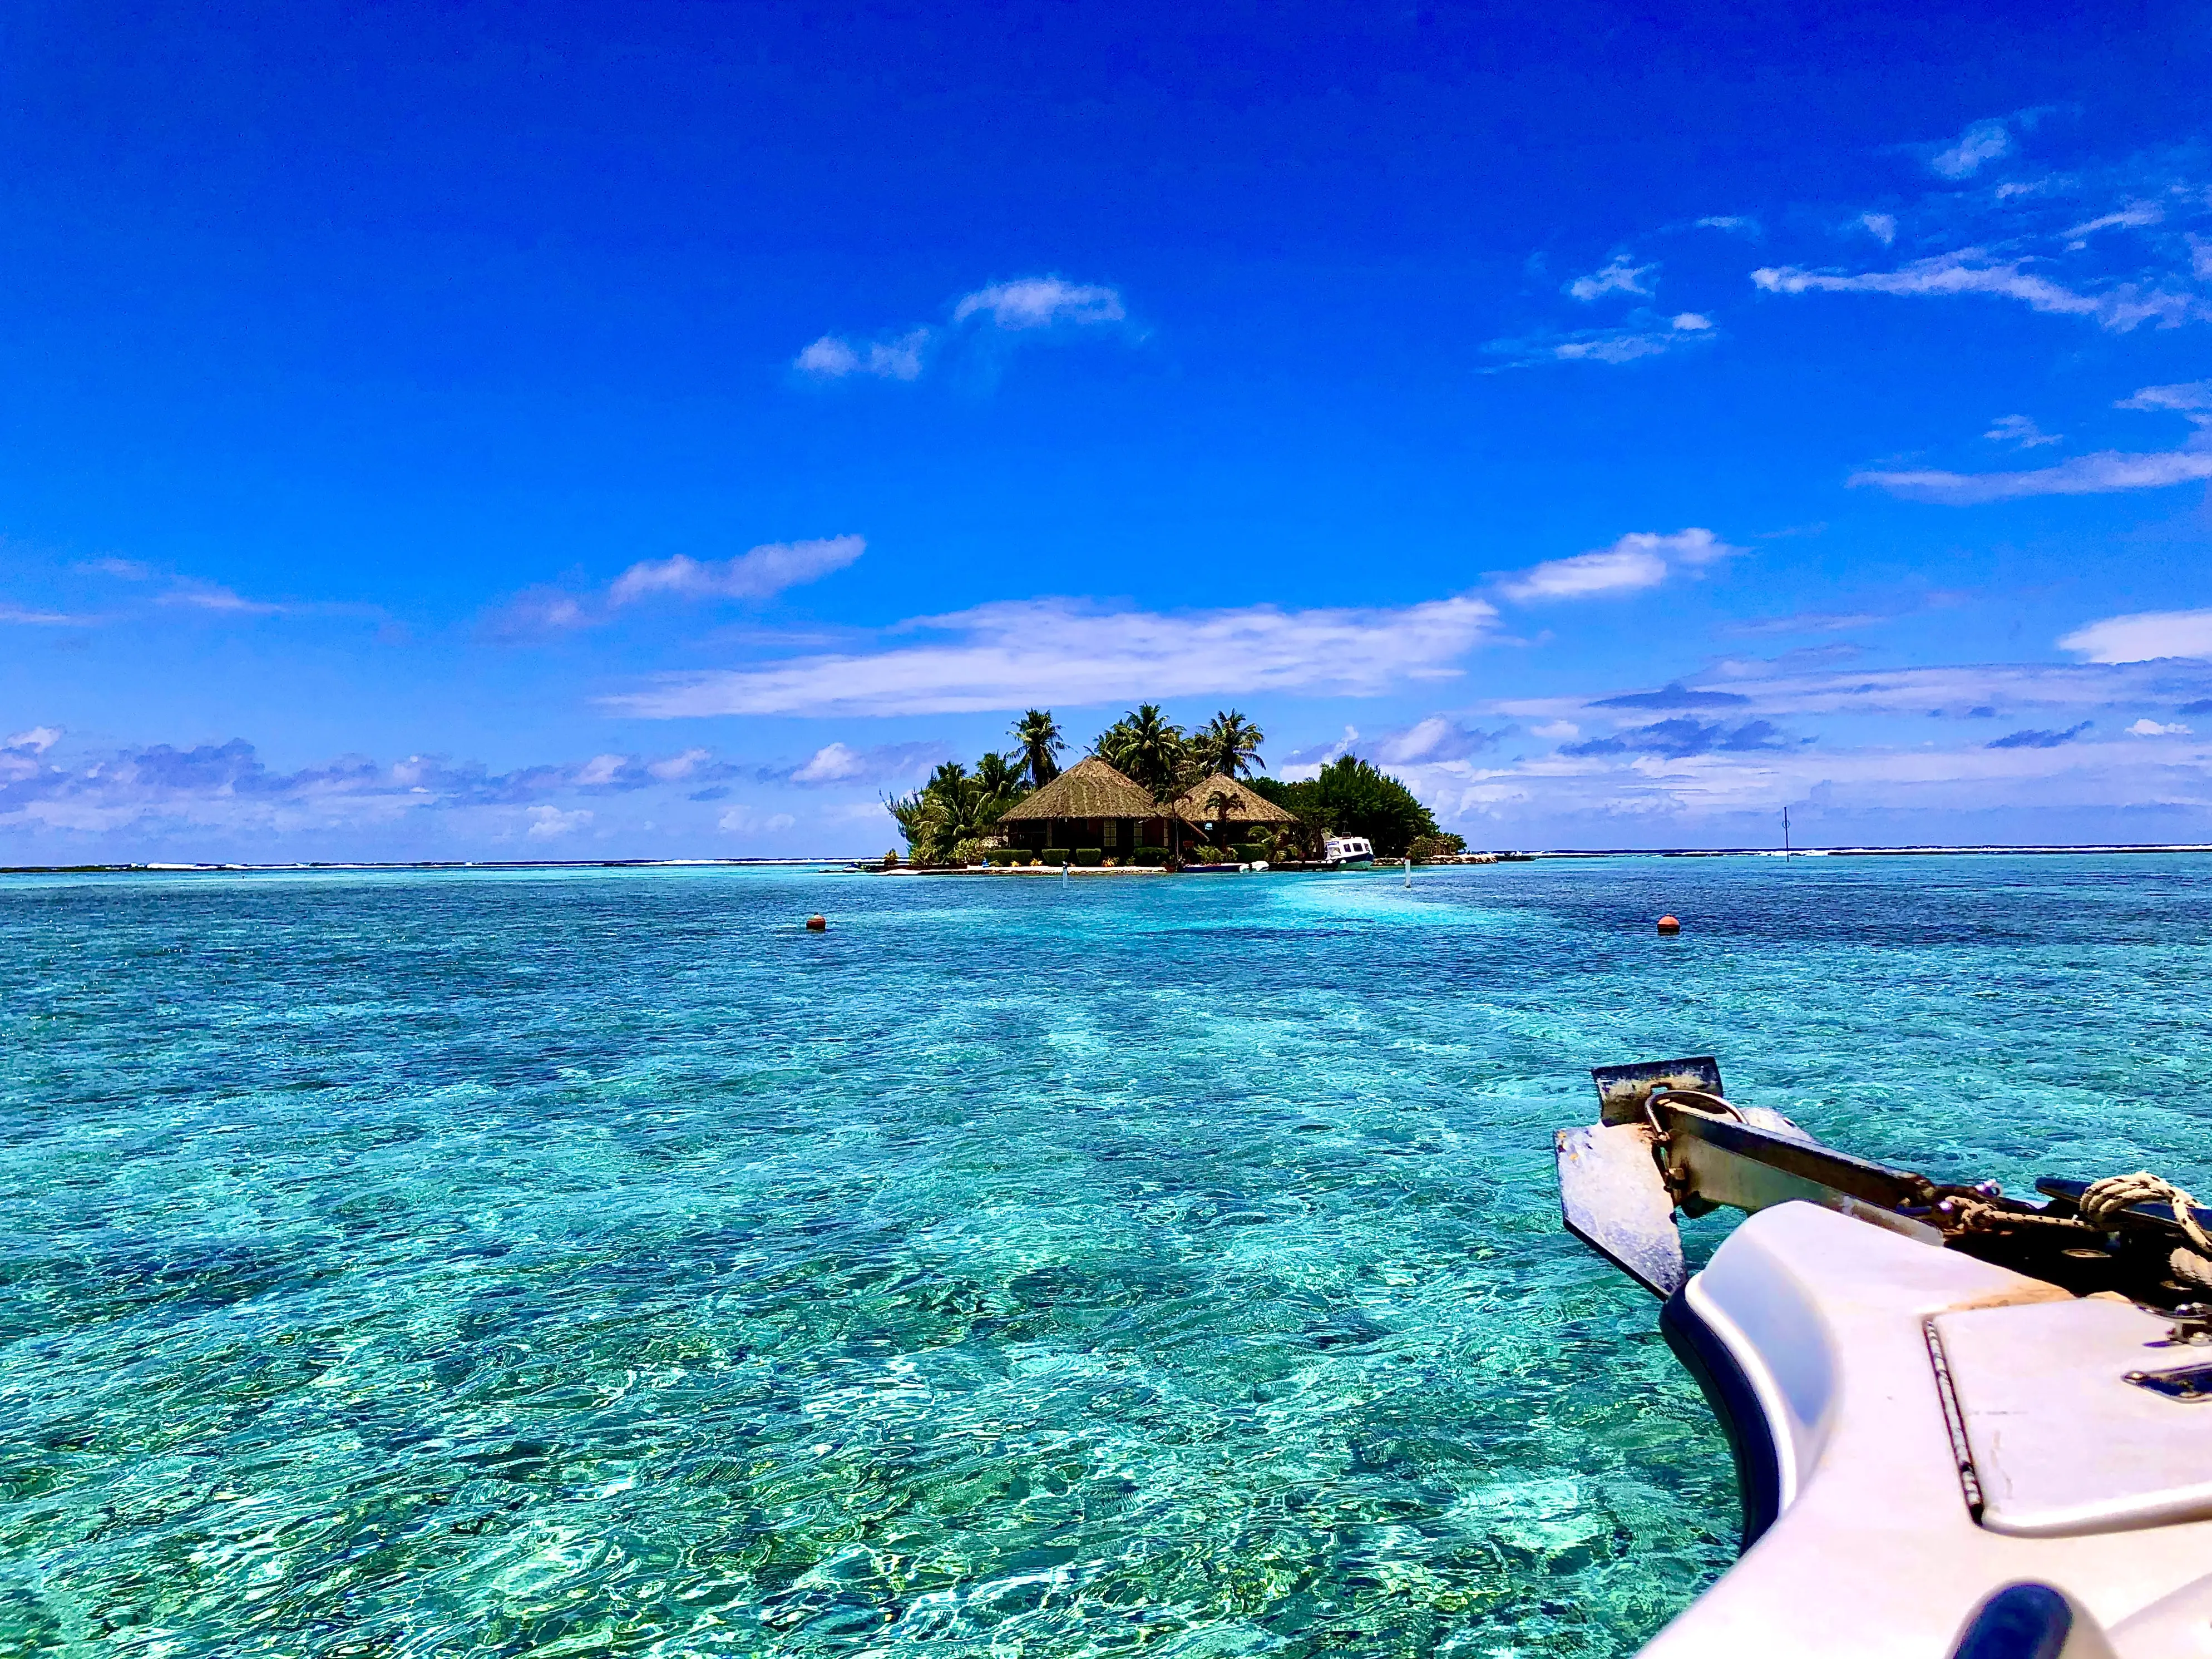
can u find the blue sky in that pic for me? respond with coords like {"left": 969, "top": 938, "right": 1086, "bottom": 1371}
{"left": 3, "top": 0, "right": 2211, "bottom": 857}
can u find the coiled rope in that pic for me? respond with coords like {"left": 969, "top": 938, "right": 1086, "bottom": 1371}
{"left": 2080, "top": 1171, "right": 2212, "bottom": 1292}
{"left": 1938, "top": 1168, "right": 2212, "bottom": 1292}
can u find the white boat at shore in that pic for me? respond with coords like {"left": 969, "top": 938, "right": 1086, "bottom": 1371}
{"left": 1321, "top": 835, "right": 1375, "bottom": 868}
{"left": 1556, "top": 1056, "right": 2212, "bottom": 1657}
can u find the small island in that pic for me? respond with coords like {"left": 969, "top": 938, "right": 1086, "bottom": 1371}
{"left": 882, "top": 705, "right": 1472, "bottom": 871}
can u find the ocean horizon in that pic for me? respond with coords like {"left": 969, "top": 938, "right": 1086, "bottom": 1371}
{"left": 5, "top": 857, "right": 2209, "bottom": 1656}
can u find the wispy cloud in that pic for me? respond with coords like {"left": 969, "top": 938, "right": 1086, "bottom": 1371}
{"left": 1752, "top": 250, "right": 2204, "bottom": 332}
{"left": 604, "top": 593, "right": 1502, "bottom": 719}
{"left": 1498, "top": 528, "right": 1740, "bottom": 603}
{"left": 1694, "top": 216, "right": 1761, "bottom": 238}
{"left": 1725, "top": 608, "right": 1904, "bottom": 638}
{"left": 1856, "top": 378, "right": 2212, "bottom": 502}
{"left": 1566, "top": 255, "right": 1654, "bottom": 302}
{"left": 796, "top": 275, "right": 1130, "bottom": 383}
{"left": 156, "top": 580, "right": 285, "bottom": 615}
{"left": 0, "top": 736, "right": 794, "bottom": 837}
{"left": 2118, "top": 381, "right": 2212, "bottom": 416}
{"left": 793, "top": 330, "right": 930, "bottom": 382}
{"left": 1562, "top": 717, "right": 1790, "bottom": 759}
{"left": 717, "top": 804, "right": 797, "bottom": 835}
{"left": 1930, "top": 118, "right": 2013, "bottom": 180}
{"left": 0, "top": 603, "right": 82, "bottom": 625}
{"left": 766, "top": 740, "right": 949, "bottom": 787}
{"left": 1853, "top": 449, "right": 2212, "bottom": 503}
{"left": 491, "top": 535, "right": 866, "bottom": 637}
{"left": 1483, "top": 659, "right": 2212, "bottom": 727}
{"left": 952, "top": 278, "right": 1125, "bottom": 330}
{"left": 1984, "top": 414, "right": 2061, "bottom": 448}
{"left": 2129, "top": 718, "right": 2193, "bottom": 737}
{"left": 608, "top": 536, "right": 866, "bottom": 606}
{"left": 1486, "top": 310, "right": 1714, "bottom": 367}
{"left": 2065, "top": 203, "right": 2162, "bottom": 244}
{"left": 1366, "top": 717, "right": 1502, "bottom": 766}
{"left": 2060, "top": 609, "right": 2212, "bottom": 665}
{"left": 1857, "top": 212, "right": 1898, "bottom": 245}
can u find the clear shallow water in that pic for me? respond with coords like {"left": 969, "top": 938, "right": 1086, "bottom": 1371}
{"left": 3, "top": 857, "right": 2211, "bottom": 1659}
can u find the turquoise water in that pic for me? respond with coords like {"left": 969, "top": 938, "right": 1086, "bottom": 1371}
{"left": 4, "top": 857, "right": 2211, "bottom": 1658}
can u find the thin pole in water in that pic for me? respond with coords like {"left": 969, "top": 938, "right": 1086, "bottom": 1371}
{"left": 1783, "top": 806, "right": 1791, "bottom": 857}
{"left": 1404, "top": 853, "right": 1411, "bottom": 888}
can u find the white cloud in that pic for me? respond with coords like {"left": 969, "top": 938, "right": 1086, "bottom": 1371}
{"left": 1931, "top": 119, "right": 2012, "bottom": 180}
{"left": 1566, "top": 256, "right": 1654, "bottom": 303}
{"left": 2129, "top": 718, "right": 2193, "bottom": 736}
{"left": 4, "top": 726, "right": 61, "bottom": 753}
{"left": 717, "top": 805, "right": 797, "bottom": 834}
{"left": 1482, "top": 659, "right": 2212, "bottom": 727}
{"left": 1366, "top": 717, "right": 1499, "bottom": 766}
{"left": 604, "top": 593, "right": 1501, "bottom": 719}
{"left": 2065, "top": 203, "right": 2162, "bottom": 241}
{"left": 1694, "top": 216, "right": 1760, "bottom": 236}
{"left": 795, "top": 277, "right": 1128, "bottom": 385}
{"left": 1983, "top": 414, "right": 2061, "bottom": 448}
{"left": 525, "top": 805, "right": 593, "bottom": 840}
{"left": 1857, "top": 213, "right": 1898, "bottom": 245}
{"left": 2118, "top": 381, "right": 2212, "bottom": 417}
{"left": 492, "top": 536, "right": 865, "bottom": 636}
{"left": 645, "top": 747, "right": 713, "bottom": 781}
{"left": 1751, "top": 251, "right": 2203, "bottom": 332}
{"left": 609, "top": 536, "right": 866, "bottom": 606}
{"left": 1490, "top": 310, "right": 1717, "bottom": 367}
{"left": 1853, "top": 449, "right": 2212, "bottom": 503}
{"left": 791, "top": 742, "right": 868, "bottom": 783}
{"left": 1499, "top": 528, "right": 1740, "bottom": 603}
{"left": 2060, "top": 609, "right": 2212, "bottom": 665}
{"left": 156, "top": 581, "right": 285, "bottom": 615}
{"left": 952, "top": 278, "right": 1125, "bottom": 330}
{"left": 0, "top": 604, "right": 79, "bottom": 625}
{"left": 794, "top": 329, "right": 930, "bottom": 381}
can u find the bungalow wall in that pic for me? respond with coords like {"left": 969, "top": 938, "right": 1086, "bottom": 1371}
{"left": 1005, "top": 816, "right": 1173, "bottom": 851}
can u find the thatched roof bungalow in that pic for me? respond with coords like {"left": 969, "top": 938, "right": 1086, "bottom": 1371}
{"left": 1164, "top": 774, "right": 1299, "bottom": 843}
{"left": 997, "top": 757, "right": 1171, "bottom": 856}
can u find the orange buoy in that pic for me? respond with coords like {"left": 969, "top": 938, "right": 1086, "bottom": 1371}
{"left": 1656, "top": 915, "right": 1681, "bottom": 935}
{"left": 806, "top": 914, "right": 827, "bottom": 931}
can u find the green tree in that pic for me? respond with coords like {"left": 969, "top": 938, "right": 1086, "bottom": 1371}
{"left": 972, "top": 750, "right": 1030, "bottom": 801}
{"left": 1011, "top": 709, "right": 1065, "bottom": 789}
{"left": 886, "top": 756, "right": 1028, "bottom": 864}
{"left": 1092, "top": 703, "right": 1189, "bottom": 799}
{"left": 1247, "top": 756, "right": 1440, "bottom": 857}
{"left": 1191, "top": 710, "right": 1266, "bottom": 778}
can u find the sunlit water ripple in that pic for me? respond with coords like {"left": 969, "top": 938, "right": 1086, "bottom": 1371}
{"left": 4, "top": 858, "right": 2210, "bottom": 1657}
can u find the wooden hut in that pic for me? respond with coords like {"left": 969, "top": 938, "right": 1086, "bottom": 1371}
{"left": 1164, "top": 773, "right": 1300, "bottom": 854}
{"left": 996, "top": 756, "right": 1172, "bottom": 859}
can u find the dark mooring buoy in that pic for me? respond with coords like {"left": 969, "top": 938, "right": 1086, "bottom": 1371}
{"left": 1656, "top": 914, "right": 1681, "bottom": 935}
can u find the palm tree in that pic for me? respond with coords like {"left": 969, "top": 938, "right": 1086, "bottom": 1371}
{"left": 1192, "top": 710, "right": 1266, "bottom": 778}
{"left": 885, "top": 758, "right": 1028, "bottom": 864}
{"left": 1093, "top": 703, "right": 1188, "bottom": 799}
{"left": 972, "top": 750, "right": 1030, "bottom": 801}
{"left": 1011, "top": 709, "right": 1064, "bottom": 789}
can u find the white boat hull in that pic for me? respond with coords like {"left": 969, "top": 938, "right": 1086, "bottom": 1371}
{"left": 1643, "top": 1202, "right": 2212, "bottom": 1657}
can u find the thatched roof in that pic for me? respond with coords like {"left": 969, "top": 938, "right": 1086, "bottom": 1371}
{"left": 1166, "top": 773, "right": 1298, "bottom": 826}
{"left": 999, "top": 756, "right": 1162, "bottom": 821}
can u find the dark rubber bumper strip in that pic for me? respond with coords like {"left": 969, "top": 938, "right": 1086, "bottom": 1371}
{"left": 1660, "top": 1284, "right": 1784, "bottom": 1550}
